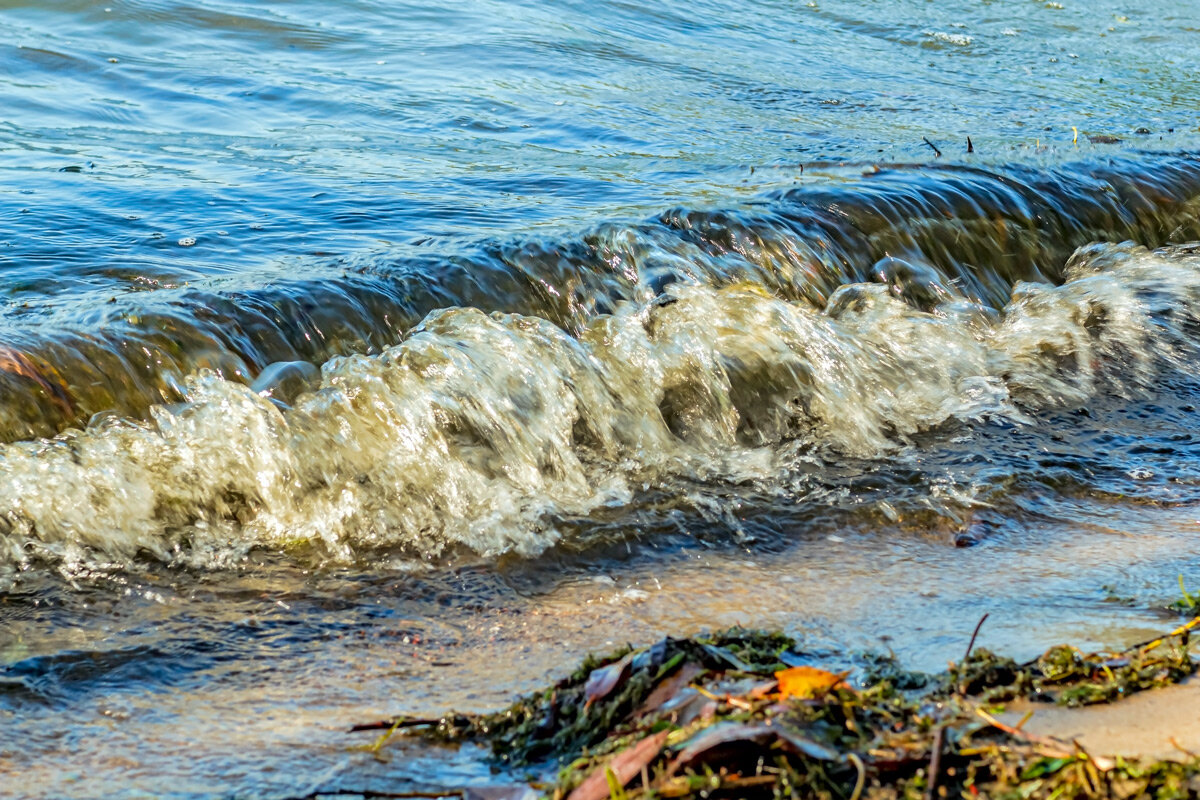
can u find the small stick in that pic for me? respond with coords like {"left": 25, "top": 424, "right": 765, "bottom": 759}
{"left": 922, "top": 137, "right": 943, "bottom": 157}
{"left": 846, "top": 752, "right": 866, "bottom": 800}
{"left": 975, "top": 708, "right": 1073, "bottom": 756}
{"left": 1170, "top": 736, "right": 1198, "bottom": 759}
{"left": 925, "top": 726, "right": 945, "bottom": 800}
{"left": 963, "top": 613, "right": 990, "bottom": 664}
{"left": 725, "top": 694, "right": 753, "bottom": 711}
{"left": 1136, "top": 614, "right": 1200, "bottom": 654}
{"left": 349, "top": 717, "right": 438, "bottom": 733}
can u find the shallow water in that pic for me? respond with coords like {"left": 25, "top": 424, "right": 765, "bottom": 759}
{"left": 3, "top": 0, "right": 1200, "bottom": 797}
{"left": 4, "top": 504, "right": 1200, "bottom": 798}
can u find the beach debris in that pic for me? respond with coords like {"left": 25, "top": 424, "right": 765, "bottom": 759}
{"left": 583, "top": 652, "right": 634, "bottom": 707}
{"left": 775, "top": 665, "right": 849, "bottom": 699}
{"left": 566, "top": 730, "right": 668, "bottom": 800}
{"left": 358, "top": 615, "right": 1200, "bottom": 799}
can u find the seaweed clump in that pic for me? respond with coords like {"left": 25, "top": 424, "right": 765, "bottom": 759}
{"left": 354, "top": 617, "right": 1200, "bottom": 799}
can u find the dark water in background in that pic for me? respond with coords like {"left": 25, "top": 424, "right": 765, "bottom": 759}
{"left": 3, "top": 0, "right": 1200, "bottom": 797}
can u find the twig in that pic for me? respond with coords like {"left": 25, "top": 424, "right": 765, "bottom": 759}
{"left": 1136, "top": 614, "right": 1200, "bottom": 655}
{"left": 974, "top": 708, "right": 1074, "bottom": 757}
{"left": 1170, "top": 736, "right": 1198, "bottom": 759}
{"left": 924, "top": 726, "right": 945, "bottom": 800}
{"left": 349, "top": 717, "right": 438, "bottom": 733}
{"left": 846, "top": 752, "right": 866, "bottom": 800}
{"left": 973, "top": 708, "right": 1033, "bottom": 739}
{"left": 922, "top": 137, "right": 943, "bottom": 158}
{"left": 725, "top": 694, "right": 754, "bottom": 711}
{"left": 362, "top": 719, "right": 403, "bottom": 756}
{"left": 963, "top": 613, "right": 990, "bottom": 664}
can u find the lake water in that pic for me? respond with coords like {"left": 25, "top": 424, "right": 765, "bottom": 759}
{"left": 2, "top": 0, "right": 1200, "bottom": 797}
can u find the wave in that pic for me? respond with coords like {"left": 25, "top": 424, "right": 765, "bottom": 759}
{"left": 3, "top": 228, "right": 1200, "bottom": 578}
{"left": 2, "top": 154, "right": 1199, "bottom": 442}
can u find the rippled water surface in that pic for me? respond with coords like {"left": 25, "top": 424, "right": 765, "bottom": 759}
{"left": 3, "top": 0, "right": 1200, "bottom": 797}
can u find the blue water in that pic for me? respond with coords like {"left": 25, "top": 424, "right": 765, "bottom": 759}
{"left": 3, "top": 0, "right": 1197, "bottom": 298}
{"left": 3, "top": 0, "right": 1200, "bottom": 797}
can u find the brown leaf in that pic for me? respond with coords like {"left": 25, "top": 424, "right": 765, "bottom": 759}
{"left": 633, "top": 661, "right": 704, "bottom": 718}
{"left": 654, "top": 688, "right": 719, "bottom": 727}
{"left": 668, "top": 722, "right": 779, "bottom": 774}
{"left": 584, "top": 652, "right": 634, "bottom": 707}
{"left": 666, "top": 721, "right": 838, "bottom": 777}
{"left": 567, "top": 730, "right": 670, "bottom": 800}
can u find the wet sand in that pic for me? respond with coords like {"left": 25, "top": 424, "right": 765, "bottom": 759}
{"left": 1001, "top": 677, "right": 1200, "bottom": 763}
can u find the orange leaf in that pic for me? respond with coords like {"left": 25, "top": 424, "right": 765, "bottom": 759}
{"left": 774, "top": 666, "right": 850, "bottom": 699}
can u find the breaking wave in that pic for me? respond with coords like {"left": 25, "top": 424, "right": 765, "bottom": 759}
{"left": 4, "top": 226, "right": 1200, "bottom": 577}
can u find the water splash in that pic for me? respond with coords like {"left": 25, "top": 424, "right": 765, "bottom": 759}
{"left": 4, "top": 236, "right": 1200, "bottom": 579}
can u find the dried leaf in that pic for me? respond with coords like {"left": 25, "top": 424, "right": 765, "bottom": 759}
{"left": 584, "top": 653, "right": 634, "bottom": 706}
{"left": 700, "top": 643, "right": 755, "bottom": 672}
{"left": 634, "top": 661, "right": 704, "bottom": 718}
{"left": 668, "top": 722, "right": 779, "bottom": 774}
{"left": 747, "top": 679, "right": 779, "bottom": 700}
{"left": 774, "top": 666, "right": 850, "bottom": 699}
{"left": 775, "top": 726, "right": 839, "bottom": 761}
{"left": 567, "top": 730, "right": 669, "bottom": 800}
